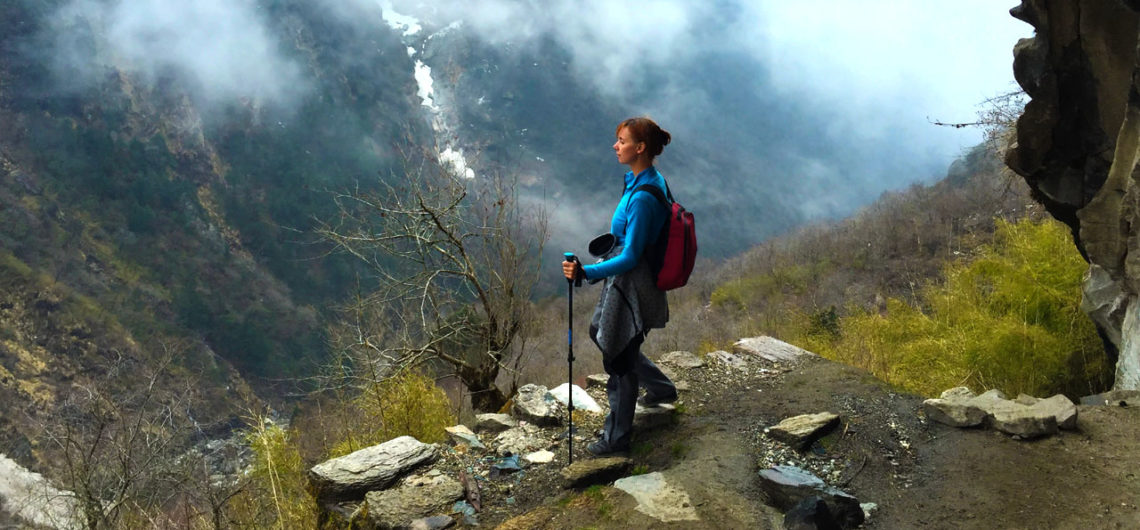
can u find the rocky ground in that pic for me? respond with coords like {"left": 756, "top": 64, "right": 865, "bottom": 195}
{"left": 316, "top": 337, "right": 1140, "bottom": 529}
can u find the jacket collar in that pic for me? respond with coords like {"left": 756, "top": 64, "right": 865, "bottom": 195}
{"left": 623, "top": 166, "right": 658, "bottom": 191}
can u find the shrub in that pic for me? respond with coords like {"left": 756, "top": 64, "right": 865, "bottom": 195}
{"left": 807, "top": 218, "right": 1108, "bottom": 398}
{"left": 229, "top": 418, "right": 318, "bottom": 529}
{"left": 328, "top": 370, "right": 456, "bottom": 458}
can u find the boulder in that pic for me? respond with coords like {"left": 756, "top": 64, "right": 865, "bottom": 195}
{"left": 365, "top": 475, "right": 463, "bottom": 529}
{"left": 757, "top": 466, "right": 864, "bottom": 529}
{"left": 767, "top": 412, "right": 841, "bottom": 450}
{"left": 733, "top": 336, "right": 816, "bottom": 364}
{"left": 511, "top": 384, "right": 563, "bottom": 427}
{"left": 473, "top": 413, "right": 516, "bottom": 434}
{"left": 547, "top": 383, "right": 603, "bottom": 413}
{"left": 660, "top": 350, "right": 705, "bottom": 369}
{"left": 308, "top": 436, "right": 438, "bottom": 501}
{"left": 613, "top": 472, "right": 700, "bottom": 522}
{"left": 707, "top": 350, "right": 748, "bottom": 371}
{"left": 560, "top": 457, "right": 632, "bottom": 489}
{"left": 444, "top": 425, "right": 486, "bottom": 451}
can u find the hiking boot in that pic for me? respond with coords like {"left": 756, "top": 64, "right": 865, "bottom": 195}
{"left": 586, "top": 438, "right": 629, "bottom": 456}
{"left": 637, "top": 392, "right": 678, "bottom": 408}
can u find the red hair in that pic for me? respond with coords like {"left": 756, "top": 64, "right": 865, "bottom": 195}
{"left": 616, "top": 117, "right": 672, "bottom": 159}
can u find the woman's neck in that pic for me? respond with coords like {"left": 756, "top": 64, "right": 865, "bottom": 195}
{"left": 628, "top": 157, "right": 652, "bottom": 175}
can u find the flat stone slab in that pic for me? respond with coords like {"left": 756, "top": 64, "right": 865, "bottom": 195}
{"left": 660, "top": 351, "right": 705, "bottom": 369}
{"left": 733, "top": 336, "right": 816, "bottom": 364}
{"left": 560, "top": 457, "right": 632, "bottom": 489}
{"left": 634, "top": 403, "right": 676, "bottom": 431}
{"left": 1080, "top": 389, "right": 1140, "bottom": 406}
{"left": 365, "top": 475, "right": 463, "bottom": 529}
{"left": 757, "top": 466, "right": 864, "bottom": 529}
{"left": 707, "top": 350, "right": 748, "bottom": 371}
{"left": 511, "top": 384, "right": 563, "bottom": 427}
{"left": 768, "top": 412, "right": 840, "bottom": 449}
{"left": 547, "top": 383, "right": 603, "bottom": 413}
{"left": 473, "top": 413, "right": 516, "bottom": 434}
{"left": 309, "top": 436, "right": 438, "bottom": 501}
{"left": 586, "top": 373, "right": 609, "bottom": 389}
{"left": 922, "top": 387, "right": 987, "bottom": 428}
{"left": 614, "top": 472, "right": 699, "bottom": 522}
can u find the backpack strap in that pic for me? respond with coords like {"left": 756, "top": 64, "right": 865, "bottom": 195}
{"left": 631, "top": 182, "right": 672, "bottom": 208}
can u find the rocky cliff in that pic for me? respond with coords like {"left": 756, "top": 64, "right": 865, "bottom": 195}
{"left": 1006, "top": 0, "right": 1140, "bottom": 387}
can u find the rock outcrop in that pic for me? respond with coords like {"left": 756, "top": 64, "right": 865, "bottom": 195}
{"left": 1007, "top": 0, "right": 1140, "bottom": 388}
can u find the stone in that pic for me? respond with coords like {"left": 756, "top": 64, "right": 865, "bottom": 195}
{"left": 922, "top": 391, "right": 987, "bottom": 428}
{"left": 634, "top": 403, "right": 676, "bottom": 431}
{"left": 969, "top": 389, "right": 1008, "bottom": 410}
{"left": 444, "top": 425, "right": 486, "bottom": 451}
{"left": 560, "top": 457, "right": 632, "bottom": 489}
{"left": 674, "top": 380, "right": 691, "bottom": 392}
{"left": 987, "top": 399, "right": 1058, "bottom": 439}
{"left": 309, "top": 436, "right": 438, "bottom": 501}
{"left": 613, "top": 472, "right": 699, "bottom": 522}
{"left": 767, "top": 412, "right": 841, "bottom": 450}
{"left": 733, "top": 336, "right": 816, "bottom": 364}
{"left": 707, "top": 350, "right": 747, "bottom": 371}
{"left": 523, "top": 450, "right": 555, "bottom": 464}
{"left": 784, "top": 495, "right": 840, "bottom": 530}
{"left": 940, "top": 386, "right": 976, "bottom": 400}
{"left": 1079, "top": 389, "right": 1140, "bottom": 406}
{"left": 408, "top": 515, "right": 456, "bottom": 530}
{"left": 473, "top": 413, "right": 516, "bottom": 434}
{"left": 586, "top": 373, "right": 609, "bottom": 389}
{"left": 494, "top": 425, "right": 546, "bottom": 456}
{"left": 547, "top": 383, "right": 603, "bottom": 413}
{"left": 1030, "top": 394, "right": 1078, "bottom": 430}
{"left": 756, "top": 466, "right": 864, "bottom": 529}
{"left": 365, "top": 476, "right": 463, "bottom": 530}
{"left": 511, "top": 384, "right": 563, "bottom": 427}
{"left": 660, "top": 350, "right": 705, "bottom": 369}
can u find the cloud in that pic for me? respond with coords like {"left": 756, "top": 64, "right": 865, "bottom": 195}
{"left": 48, "top": 0, "right": 307, "bottom": 106}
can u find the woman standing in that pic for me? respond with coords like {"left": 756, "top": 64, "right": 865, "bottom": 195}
{"left": 562, "top": 117, "right": 678, "bottom": 455}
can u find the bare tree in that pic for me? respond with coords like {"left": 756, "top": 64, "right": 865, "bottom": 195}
{"left": 317, "top": 153, "right": 547, "bottom": 412}
{"left": 34, "top": 344, "right": 201, "bottom": 529}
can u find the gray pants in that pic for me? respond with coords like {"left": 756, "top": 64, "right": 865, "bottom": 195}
{"left": 603, "top": 349, "right": 676, "bottom": 449}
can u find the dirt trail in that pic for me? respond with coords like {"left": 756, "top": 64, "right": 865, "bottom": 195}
{"left": 497, "top": 354, "right": 1140, "bottom": 529}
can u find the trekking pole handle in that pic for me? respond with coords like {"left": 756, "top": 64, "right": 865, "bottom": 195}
{"left": 563, "top": 253, "right": 582, "bottom": 287}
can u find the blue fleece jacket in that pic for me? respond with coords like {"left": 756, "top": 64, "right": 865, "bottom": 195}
{"left": 583, "top": 166, "right": 668, "bottom": 280}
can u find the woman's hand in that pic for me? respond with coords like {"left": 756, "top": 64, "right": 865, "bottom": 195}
{"left": 562, "top": 260, "right": 583, "bottom": 281}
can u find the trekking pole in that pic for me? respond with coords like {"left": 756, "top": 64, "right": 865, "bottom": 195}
{"left": 564, "top": 252, "right": 582, "bottom": 465}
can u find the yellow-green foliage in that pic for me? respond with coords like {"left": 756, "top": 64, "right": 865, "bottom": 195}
{"left": 710, "top": 263, "right": 826, "bottom": 310}
{"left": 806, "top": 218, "right": 1107, "bottom": 398}
{"left": 329, "top": 370, "right": 456, "bottom": 458}
{"left": 231, "top": 419, "right": 317, "bottom": 529}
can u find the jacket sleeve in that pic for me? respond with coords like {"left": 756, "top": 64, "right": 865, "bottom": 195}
{"left": 583, "top": 192, "right": 665, "bottom": 280}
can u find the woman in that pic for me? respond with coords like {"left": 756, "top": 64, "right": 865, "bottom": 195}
{"left": 562, "top": 116, "right": 678, "bottom": 456}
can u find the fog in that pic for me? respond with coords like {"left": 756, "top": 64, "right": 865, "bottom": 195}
{"left": 48, "top": 0, "right": 308, "bottom": 106}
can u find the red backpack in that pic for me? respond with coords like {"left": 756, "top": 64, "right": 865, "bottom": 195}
{"left": 633, "top": 182, "right": 697, "bottom": 290}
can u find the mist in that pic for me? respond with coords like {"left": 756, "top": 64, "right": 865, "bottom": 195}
{"left": 47, "top": 0, "right": 309, "bottom": 107}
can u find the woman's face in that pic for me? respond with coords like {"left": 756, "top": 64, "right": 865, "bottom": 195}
{"left": 613, "top": 127, "right": 644, "bottom": 166}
